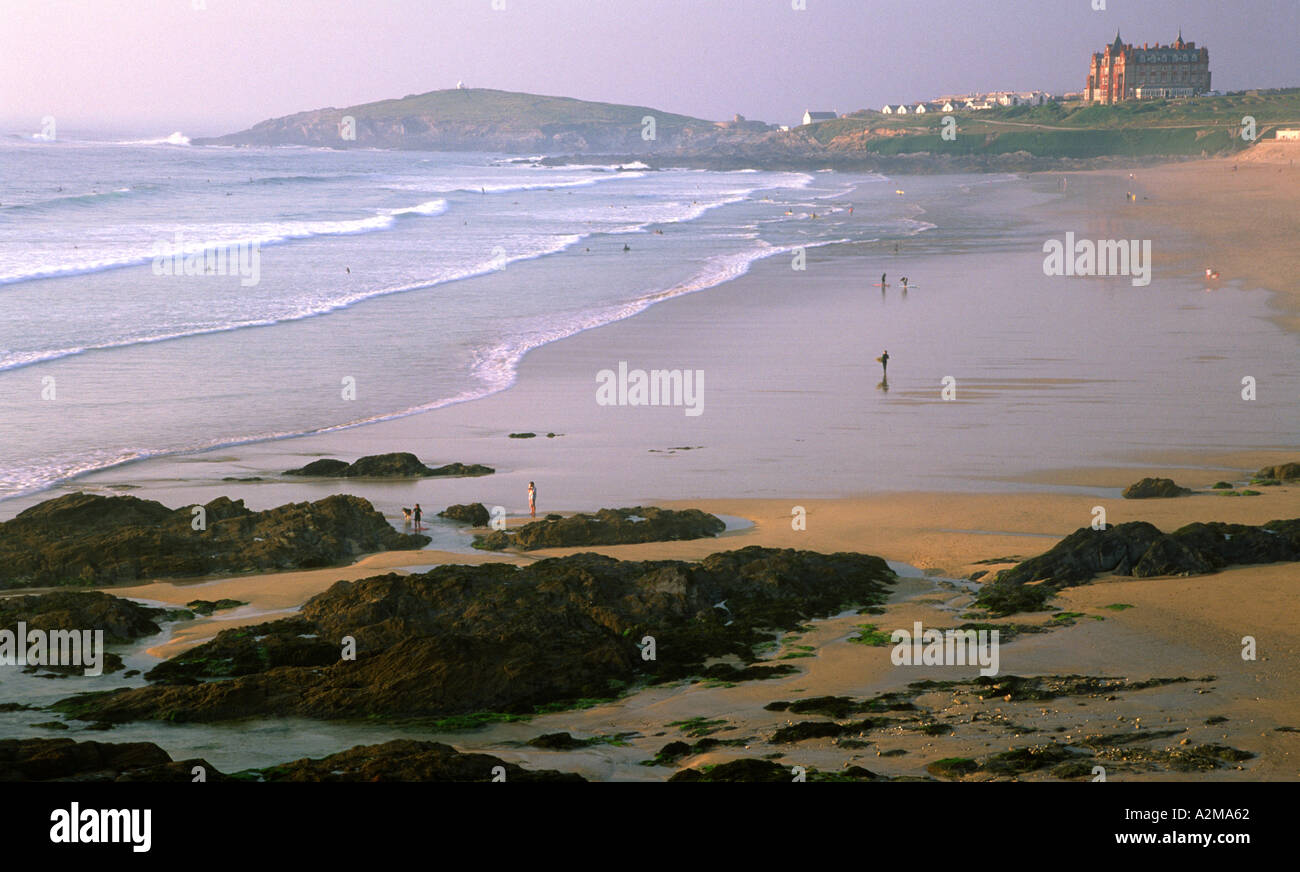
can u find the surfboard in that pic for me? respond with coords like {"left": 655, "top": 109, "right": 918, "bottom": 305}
{"left": 872, "top": 283, "right": 890, "bottom": 287}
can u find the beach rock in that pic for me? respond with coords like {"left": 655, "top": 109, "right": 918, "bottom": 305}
{"left": 473, "top": 506, "right": 725, "bottom": 551}
{"left": 668, "top": 758, "right": 882, "bottom": 782}
{"left": 283, "top": 458, "right": 350, "bottom": 476}
{"left": 256, "top": 740, "right": 585, "bottom": 782}
{"left": 426, "top": 462, "right": 494, "bottom": 477}
{"left": 525, "top": 732, "right": 592, "bottom": 750}
{"left": 185, "top": 599, "right": 247, "bottom": 616}
{"left": 55, "top": 546, "right": 895, "bottom": 724}
{"left": 1121, "top": 477, "right": 1191, "bottom": 499}
{"left": 1254, "top": 462, "right": 1300, "bottom": 481}
{"left": 342, "top": 452, "right": 433, "bottom": 477}
{"left": 284, "top": 453, "right": 494, "bottom": 478}
{"left": 143, "top": 617, "right": 338, "bottom": 682}
{"left": 981, "top": 518, "right": 1300, "bottom": 613}
{"left": 438, "top": 503, "right": 491, "bottom": 527}
{"left": 0, "top": 737, "right": 224, "bottom": 782}
{"left": 0, "top": 591, "right": 166, "bottom": 643}
{"left": 0, "top": 492, "right": 429, "bottom": 589}
{"left": 26, "top": 652, "right": 125, "bottom": 677}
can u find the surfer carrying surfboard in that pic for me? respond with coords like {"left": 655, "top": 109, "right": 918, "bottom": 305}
{"left": 879, "top": 350, "right": 889, "bottom": 376}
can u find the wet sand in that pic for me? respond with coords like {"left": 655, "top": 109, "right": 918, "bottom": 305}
{"left": 5, "top": 150, "right": 1297, "bottom": 779}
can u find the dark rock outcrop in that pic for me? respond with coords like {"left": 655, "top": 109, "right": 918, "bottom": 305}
{"left": 978, "top": 518, "right": 1300, "bottom": 614}
{"left": 473, "top": 506, "right": 725, "bottom": 551}
{"left": 257, "top": 740, "right": 584, "bottom": 782}
{"left": 143, "top": 617, "right": 338, "bottom": 682}
{"left": 55, "top": 546, "right": 894, "bottom": 724}
{"left": 1255, "top": 462, "right": 1300, "bottom": 481}
{"left": 438, "top": 503, "right": 491, "bottom": 527}
{"left": 0, "top": 591, "right": 168, "bottom": 642}
{"left": 0, "top": 738, "right": 222, "bottom": 782}
{"left": 185, "top": 599, "right": 247, "bottom": 616}
{"left": 283, "top": 458, "right": 350, "bottom": 476}
{"left": 0, "top": 492, "right": 429, "bottom": 589}
{"left": 668, "top": 758, "right": 882, "bottom": 782}
{"left": 284, "top": 453, "right": 493, "bottom": 478}
{"left": 0, "top": 737, "right": 580, "bottom": 782}
{"left": 426, "top": 462, "right": 494, "bottom": 477}
{"left": 1121, "top": 477, "right": 1191, "bottom": 499}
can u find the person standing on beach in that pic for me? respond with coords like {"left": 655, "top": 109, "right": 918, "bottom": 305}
{"left": 880, "top": 350, "right": 889, "bottom": 376}
{"left": 413, "top": 503, "right": 423, "bottom": 531}
{"left": 528, "top": 482, "right": 537, "bottom": 519}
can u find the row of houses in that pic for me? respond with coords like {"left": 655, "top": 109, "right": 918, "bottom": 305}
{"left": 879, "top": 90, "right": 1055, "bottom": 115}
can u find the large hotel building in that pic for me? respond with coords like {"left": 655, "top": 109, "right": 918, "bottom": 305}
{"left": 1085, "top": 31, "right": 1211, "bottom": 103}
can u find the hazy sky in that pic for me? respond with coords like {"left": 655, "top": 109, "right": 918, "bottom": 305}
{"left": 3, "top": 0, "right": 1298, "bottom": 136}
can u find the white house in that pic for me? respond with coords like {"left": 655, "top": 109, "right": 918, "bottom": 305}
{"left": 940, "top": 101, "right": 956, "bottom": 112}
{"left": 802, "top": 110, "right": 838, "bottom": 125}
{"left": 914, "top": 103, "right": 928, "bottom": 114}
{"left": 895, "top": 104, "right": 909, "bottom": 115}
{"left": 881, "top": 104, "right": 894, "bottom": 114}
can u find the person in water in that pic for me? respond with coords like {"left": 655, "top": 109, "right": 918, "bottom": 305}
{"left": 880, "top": 350, "right": 889, "bottom": 376}
{"left": 413, "top": 503, "right": 423, "bottom": 530}
{"left": 900, "top": 277, "right": 908, "bottom": 290}
{"left": 880, "top": 273, "right": 886, "bottom": 286}
{"left": 528, "top": 482, "right": 537, "bottom": 519}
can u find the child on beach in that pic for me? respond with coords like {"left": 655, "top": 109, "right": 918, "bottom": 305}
{"left": 528, "top": 482, "right": 537, "bottom": 519}
{"left": 413, "top": 503, "right": 422, "bottom": 530}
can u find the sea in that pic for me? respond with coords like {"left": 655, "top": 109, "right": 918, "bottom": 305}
{"left": 0, "top": 134, "right": 949, "bottom": 503}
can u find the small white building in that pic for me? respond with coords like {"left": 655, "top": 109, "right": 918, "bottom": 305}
{"left": 881, "top": 104, "right": 894, "bottom": 114}
{"left": 895, "top": 104, "right": 909, "bottom": 115}
{"left": 1277, "top": 129, "right": 1300, "bottom": 141}
{"left": 802, "top": 110, "right": 838, "bottom": 125}
{"left": 913, "top": 103, "right": 928, "bottom": 114}
{"left": 940, "top": 101, "right": 956, "bottom": 112}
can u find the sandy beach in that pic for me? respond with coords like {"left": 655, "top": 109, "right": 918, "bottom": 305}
{"left": 3, "top": 147, "right": 1296, "bottom": 781}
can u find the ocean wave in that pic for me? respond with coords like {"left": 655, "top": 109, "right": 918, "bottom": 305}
{"left": 0, "top": 198, "right": 450, "bottom": 287}
{"left": 384, "top": 173, "right": 645, "bottom": 195}
{"left": 115, "top": 132, "right": 191, "bottom": 146}
{"left": 0, "top": 225, "right": 579, "bottom": 374}
{"left": 0, "top": 234, "right": 856, "bottom": 502}
{"left": 0, "top": 186, "right": 150, "bottom": 213}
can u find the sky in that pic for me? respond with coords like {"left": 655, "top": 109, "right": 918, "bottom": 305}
{"left": 3, "top": 0, "right": 1298, "bottom": 137}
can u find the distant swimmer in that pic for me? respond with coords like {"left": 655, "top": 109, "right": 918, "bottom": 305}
{"left": 900, "top": 277, "right": 908, "bottom": 290}
{"left": 623, "top": 243, "right": 631, "bottom": 252}
{"left": 848, "top": 206, "right": 854, "bottom": 215}
{"left": 345, "top": 267, "right": 350, "bottom": 274}
{"left": 881, "top": 273, "right": 886, "bottom": 286}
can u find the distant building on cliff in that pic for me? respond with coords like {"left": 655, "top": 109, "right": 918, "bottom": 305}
{"left": 802, "top": 110, "right": 838, "bottom": 125}
{"left": 1085, "top": 30, "right": 1211, "bottom": 103}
